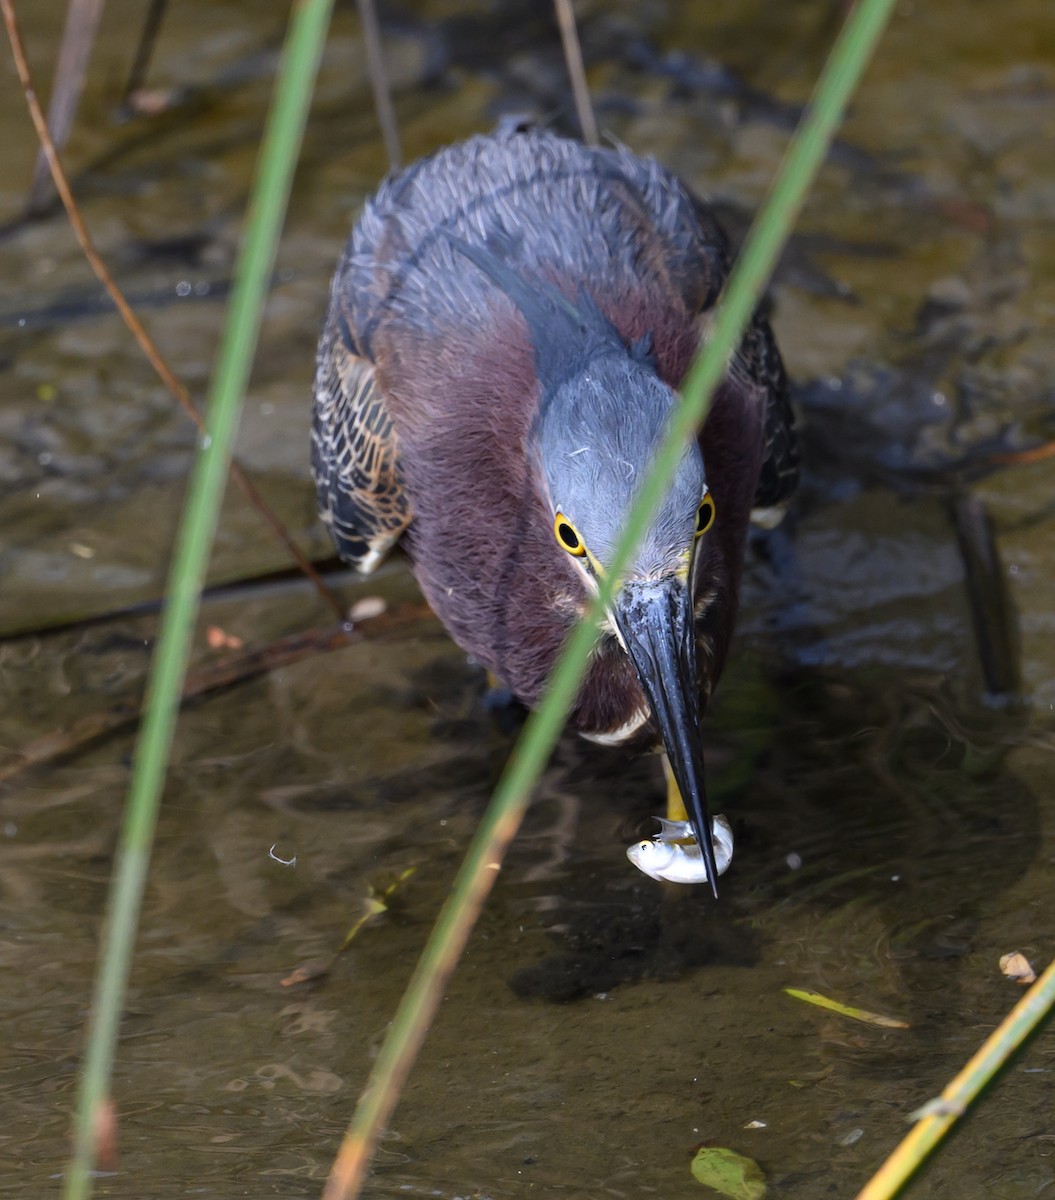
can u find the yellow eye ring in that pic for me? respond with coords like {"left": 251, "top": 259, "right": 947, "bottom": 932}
{"left": 695, "top": 492, "right": 716, "bottom": 538}
{"left": 554, "top": 512, "right": 587, "bottom": 556}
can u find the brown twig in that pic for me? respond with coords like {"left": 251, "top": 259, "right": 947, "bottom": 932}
{"left": 553, "top": 0, "right": 598, "bottom": 146}
{"left": 1, "top": 0, "right": 347, "bottom": 622}
{"left": 0, "top": 601, "right": 435, "bottom": 786}
{"left": 356, "top": 0, "right": 401, "bottom": 170}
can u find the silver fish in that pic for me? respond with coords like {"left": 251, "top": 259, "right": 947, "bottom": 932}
{"left": 626, "top": 814, "right": 734, "bottom": 885}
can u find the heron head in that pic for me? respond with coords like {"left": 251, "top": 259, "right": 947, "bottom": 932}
{"left": 452, "top": 233, "right": 723, "bottom": 892}
{"left": 534, "top": 348, "right": 723, "bottom": 894}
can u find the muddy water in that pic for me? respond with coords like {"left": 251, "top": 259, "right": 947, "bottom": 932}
{"left": 1, "top": 1, "right": 1053, "bottom": 1197}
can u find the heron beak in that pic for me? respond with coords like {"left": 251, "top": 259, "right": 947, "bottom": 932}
{"left": 613, "top": 577, "right": 719, "bottom": 896}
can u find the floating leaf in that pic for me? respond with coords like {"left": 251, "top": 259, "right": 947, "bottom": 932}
{"left": 784, "top": 987, "right": 909, "bottom": 1028}
{"left": 281, "top": 867, "right": 418, "bottom": 986}
{"left": 206, "top": 625, "right": 244, "bottom": 650}
{"left": 348, "top": 595, "right": 386, "bottom": 621}
{"left": 281, "top": 958, "right": 331, "bottom": 987}
{"left": 690, "top": 1146, "right": 767, "bottom": 1199}
{"left": 999, "top": 952, "right": 1037, "bottom": 984}
{"left": 338, "top": 866, "right": 418, "bottom": 951}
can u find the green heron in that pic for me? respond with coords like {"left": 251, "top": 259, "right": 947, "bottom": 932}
{"left": 312, "top": 125, "right": 797, "bottom": 893}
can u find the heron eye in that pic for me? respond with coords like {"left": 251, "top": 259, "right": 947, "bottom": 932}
{"left": 695, "top": 492, "right": 716, "bottom": 538}
{"left": 554, "top": 513, "right": 587, "bottom": 556}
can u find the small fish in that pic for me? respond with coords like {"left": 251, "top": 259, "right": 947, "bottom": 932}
{"left": 626, "top": 814, "right": 734, "bottom": 885}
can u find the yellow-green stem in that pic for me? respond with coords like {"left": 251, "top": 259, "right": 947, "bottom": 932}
{"left": 324, "top": 0, "right": 900, "bottom": 1195}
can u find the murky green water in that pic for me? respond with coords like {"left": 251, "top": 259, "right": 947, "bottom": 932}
{"left": 1, "top": 1, "right": 1053, "bottom": 1197}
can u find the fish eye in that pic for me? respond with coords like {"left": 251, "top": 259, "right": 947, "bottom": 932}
{"left": 694, "top": 491, "right": 716, "bottom": 538}
{"left": 554, "top": 512, "right": 587, "bottom": 557}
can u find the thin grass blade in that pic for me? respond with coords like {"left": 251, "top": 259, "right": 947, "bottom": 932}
{"left": 63, "top": 3, "right": 336, "bottom": 1197}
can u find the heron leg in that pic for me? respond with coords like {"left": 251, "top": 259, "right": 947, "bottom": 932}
{"left": 661, "top": 753, "right": 690, "bottom": 823}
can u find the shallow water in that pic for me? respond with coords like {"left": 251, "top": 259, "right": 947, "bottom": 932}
{"left": 1, "top": 1, "right": 1053, "bottom": 1197}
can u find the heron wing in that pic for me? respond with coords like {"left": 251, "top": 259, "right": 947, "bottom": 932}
{"left": 678, "top": 191, "right": 798, "bottom": 509}
{"left": 311, "top": 295, "right": 411, "bottom": 574}
{"left": 736, "top": 318, "right": 799, "bottom": 508}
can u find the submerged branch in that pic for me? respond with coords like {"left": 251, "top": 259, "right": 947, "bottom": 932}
{"left": 120, "top": 0, "right": 169, "bottom": 109}
{"left": 949, "top": 492, "right": 1021, "bottom": 702}
{"left": 0, "top": 603, "right": 433, "bottom": 787}
{"left": 0, "top": 554, "right": 351, "bottom": 643}
{"left": 25, "top": 0, "right": 104, "bottom": 212}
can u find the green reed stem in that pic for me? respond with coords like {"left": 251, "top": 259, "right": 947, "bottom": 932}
{"left": 324, "top": 0, "right": 900, "bottom": 1196}
{"left": 63, "top": 3, "right": 335, "bottom": 1197}
{"left": 856, "top": 958, "right": 1055, "bottom": 1200}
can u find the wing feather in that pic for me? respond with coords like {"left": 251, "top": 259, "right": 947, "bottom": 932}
{"left": 311, "top": 294, "right": 411, "bottom": 574}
